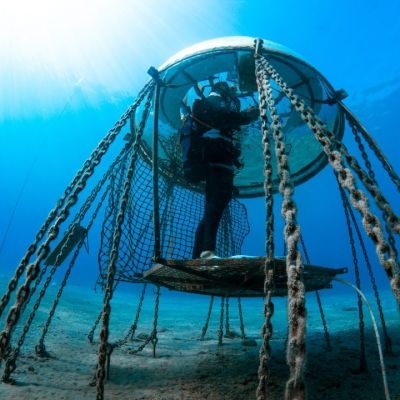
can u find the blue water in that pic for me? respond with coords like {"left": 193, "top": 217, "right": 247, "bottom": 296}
{"left": 1, "top": 1, "right": 400, "bottom": 399}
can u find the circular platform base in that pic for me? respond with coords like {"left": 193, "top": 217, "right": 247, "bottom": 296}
{"left": 143, "top": 256, "right": 347, "bottom": 297}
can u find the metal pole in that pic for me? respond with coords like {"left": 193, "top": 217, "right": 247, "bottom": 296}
{"left": 150, "top": 68, "right": 161, "bottom": 259}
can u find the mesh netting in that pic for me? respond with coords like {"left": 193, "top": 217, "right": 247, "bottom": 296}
{"left": 98, "top": 140, "right": 250, "bottom": 283}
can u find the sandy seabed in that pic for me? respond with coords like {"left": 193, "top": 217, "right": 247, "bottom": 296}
{"left": 0, "top": 284, "right": 399, "bottom": 400}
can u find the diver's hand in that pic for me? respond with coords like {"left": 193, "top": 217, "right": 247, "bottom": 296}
{"left": 246, "top": 106, "right": 259, "bottom": 120}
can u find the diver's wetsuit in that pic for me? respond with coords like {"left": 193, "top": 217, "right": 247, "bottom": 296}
{"left": 190, "top": 87, "right": 255, "bottom": 259}
{"left": 192, "top": 152, "right": 234, "bottom": 259}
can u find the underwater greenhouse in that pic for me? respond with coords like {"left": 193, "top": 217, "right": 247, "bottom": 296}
{"left": 0, "top": 36, "right": 399, "bottom": 400}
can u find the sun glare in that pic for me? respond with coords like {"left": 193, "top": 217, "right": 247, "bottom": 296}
{"left": 0, "top": 0, "right": 232, "bottom": 118}
{"left": 0, "top": 0, "right": 170, "bottom": 117}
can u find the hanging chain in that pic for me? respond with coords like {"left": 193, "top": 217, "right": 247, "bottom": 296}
{"left": 257, "top": 54, "right": 307, "bottom": 400}
{"left": 33, "top": 149, "right": 127, "bottom": 355}
{"left": 299, "top": 236, "right": 331, "bottom": 350}
{"left": 120, "top": 283, "right": 148, "bottom": 346}
{"left": 35, "top": 181, "right": 114, "bottom": 357}
{"left": 0, "top": 84, "right": 154, "bottom": 364}
{"left": 238, "top": 297, "right": 247, "bottom": 340}
{"left": 0, "top": 82, "right": 153, "bottom": 324}
{"left": 341, "top": 185, "right": 393, "bottom": 354}
{"left": 2, "top": 179, "right": 113, "bottom": 381}
{"left": 88, "top": 309, "right": 103, "bottom": 344}
{"left": 338, "top": 182, "right": 367, "bottom": 371}
{"left": 98, "top": 149, "right": 130, "bottom": 285}
{"left": 2, "top": 144, "right": 127, "bottom": 373}
{"left": 127, "top": 285, "right": 159, "bottom": 356}
{"left": 151, "top": 286, "right": 160, "bottom": 358}
{"left": 340, "top": 103, "right": 400, "bottom": 193}
{"left": 256, "top": 54, "right": 400, "bottom": 306}
{"left": 200, "top": 296, "right": 214, "bottom": 341}
{"left": 225, "top": 297, "right": 230, "bottom": 337}
{"left": 96, "top": 88, "right": 154, "bottom": 400}
{"left": 350, "top": 123, "right": 376, "bottom": 182}
{"left": 349, "top": 120, "right": 399, "bottom": 262}
{"left": 218, "top": 297, "right": 225, "bottom": 346}
{"left": 255, "top": 45, "right": 276, "bottom": 400}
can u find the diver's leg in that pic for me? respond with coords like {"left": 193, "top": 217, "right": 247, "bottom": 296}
{"left": 202, "top": 166, "right": 233, "bottom": 254}
{"left": 192, "top": 220, "right": 205, "bottom": 259}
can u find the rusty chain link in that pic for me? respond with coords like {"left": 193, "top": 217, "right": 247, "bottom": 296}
{"left": 95, "top": 87, "right": 154, "bottom": 400}
{"left": 256, "top": 54, "right": 307, "bottom": 400}
{"left": 200, "top": 296, "right": 214, "bottom": 341}
{"left": 257, "top": 54, "right": 400, "bottom": 306}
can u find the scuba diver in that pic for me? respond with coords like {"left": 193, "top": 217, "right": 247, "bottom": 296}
{"left": 180, "top": 81, "right": 258, "bottom": 259}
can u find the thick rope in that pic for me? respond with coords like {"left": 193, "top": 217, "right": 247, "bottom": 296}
{"left": 95, "top": 89, "right": 154, "bottom": 400}
{"left": 257, "top": 51, "right": 307, "bottom": 400}
{"left": 255, "top": 46, "right": 276, "bottom": 400}
{"left": 256, "top": 54, "right": 400, "bottom": 306}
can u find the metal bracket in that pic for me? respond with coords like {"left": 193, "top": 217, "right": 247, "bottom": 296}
{"left": 147, "top": 66, "right": 164, "bottom": 85}
{"left": 254, "top": 38, "right": 264, "bottom": 58}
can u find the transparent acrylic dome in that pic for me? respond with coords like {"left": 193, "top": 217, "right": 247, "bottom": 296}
{"left": 136, "top": 36, "right": 344, "bottom": 197}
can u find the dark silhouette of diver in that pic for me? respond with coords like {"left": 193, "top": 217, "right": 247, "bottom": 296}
{"left": 180, "top": 81, "right": 258, "bottom": 259}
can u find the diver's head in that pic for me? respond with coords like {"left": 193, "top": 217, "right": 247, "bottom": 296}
{"left": 212, "top": 81, "right": 240, "bottom": 110}
{"left": 213, "top": 81, "right": 233, "bottom": 97}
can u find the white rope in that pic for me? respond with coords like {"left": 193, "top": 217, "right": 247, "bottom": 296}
{"left": 334, "top": 277, "right": 390, "bottom": 400}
